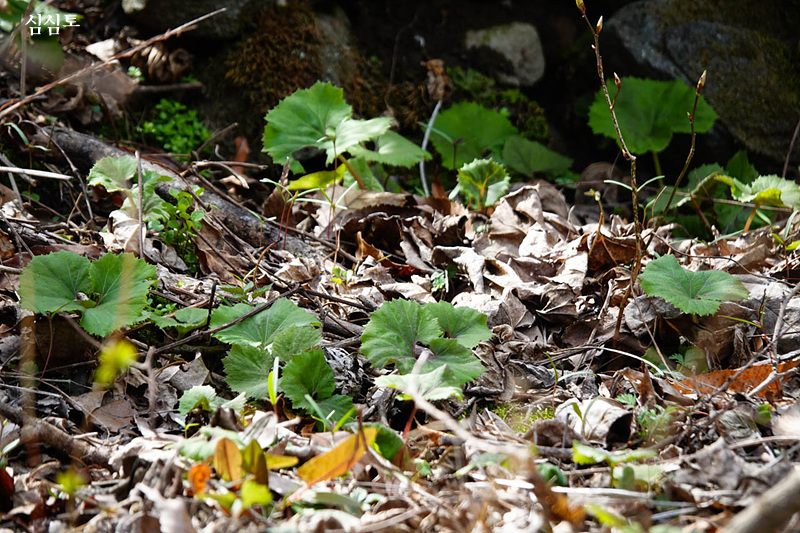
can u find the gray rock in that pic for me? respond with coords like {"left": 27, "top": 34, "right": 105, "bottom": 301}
{"left": 608, "top": 0, "right": 800, "bottom": 164}
{"left": 122, "top": 0, "right": 270, "bottom": 40}
{"left": 465, "top": 22, "right": 545, "bottom": 87}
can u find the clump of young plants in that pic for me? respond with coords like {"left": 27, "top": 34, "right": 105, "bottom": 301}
{"left": 139, "top": 98, "right": 211, "bottom": 157}
{"left": 262, "top": 81, "right": 429, "bottom": 191}
{"left": 88, "top": 155, "right": 206, "bottom": 270}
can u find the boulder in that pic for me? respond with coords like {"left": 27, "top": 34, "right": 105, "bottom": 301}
{"left": 464, "top": 22, "right": 545, "bottom": 87}
{"left": 608, "top": 0, "right": 800, "bottom": 165}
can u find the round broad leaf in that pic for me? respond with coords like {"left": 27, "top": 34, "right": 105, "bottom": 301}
{"left": 360, "top": 299, "right": 442, "bottom": 372}
{"left": 639, "top": 255, "right": 749, "bottom": 316}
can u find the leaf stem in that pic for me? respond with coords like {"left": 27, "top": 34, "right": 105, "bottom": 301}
{"left": 337, "top": 155, "right": 365, "bottom": 190}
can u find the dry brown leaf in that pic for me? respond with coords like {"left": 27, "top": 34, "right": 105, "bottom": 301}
{"left": 213, "top": 437, "right": 243, "bottom": 482}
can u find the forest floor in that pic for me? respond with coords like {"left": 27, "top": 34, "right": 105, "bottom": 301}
{"left": 1, "top": 4, "right": 800, "bottom": 533}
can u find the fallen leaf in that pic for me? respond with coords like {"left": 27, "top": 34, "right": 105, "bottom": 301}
{"left": 188, "top": 462, "right": 211, "bottom": 495}
{"left": 213, "top": 438, "right": 243, "bottom": 482}
{"left": 297, "top": 427, "right": 378, "bottom": 485}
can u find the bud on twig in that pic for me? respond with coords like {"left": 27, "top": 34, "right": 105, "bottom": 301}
{"left": 697, "top": 70, "right": 707, "bottom": 94}
{"left": 614, "top": 73, "right": 621, "bottom": 89}
{"left": 576, "top": 0, "right": 585, "bottom": 14}
{"left": 596, "top": 16, "right": 603, "bottom": 34}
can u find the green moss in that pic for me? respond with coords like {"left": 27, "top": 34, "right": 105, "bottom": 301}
{"left": 490, "top": 403, "right": 554, "bottom": 433}
{"left": 225, "top": 5, "right": 322, "bottom": 115}
{"left": 449, "top": 66, "right": 549, "bottom": 144}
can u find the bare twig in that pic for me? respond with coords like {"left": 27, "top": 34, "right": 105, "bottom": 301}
{"left": 0, "top": 9, "right": 225, "bottom": 122}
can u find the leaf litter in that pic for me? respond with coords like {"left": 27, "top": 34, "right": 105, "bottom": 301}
{"left": 0, "top": 8, "right": 800, "bottom": 533}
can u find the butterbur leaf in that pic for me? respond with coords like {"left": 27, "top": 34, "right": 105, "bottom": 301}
{"left": 723, "top": 174, "right": 800, "bottom": 209}
{"left": 429, "top": 102, "right": 518, "bottom": 169}
{"left": 222, "top": 345, "right": 273, "bottom": 399}
{"left": 271, "top": 325, "right": 322, "bottom": 362}
{"left": 149, "top": 307, "right": 209, "bottom": 335}
{"left": 371, "top": 424, "right": 404, "bottom": 461}
{"left": 343, "top": 156, "right": 384, "bottom": 191}
{"left": 178, "top": 385, "right": 221, "bottom": 415}
{"left": 457, "top": 158, "right": 510, "bottom": 208}
{"left": 19, "top": 250, "right": 91, "bottom": 314}
{"left": 214, "top": 438, "right": 243, "bottom": 482}
{"left": 424, "top": 301, "right": 493, "bottom": 349}
{"left": 427, "top": 337, "right": 486, "bottom": 384}
{"left": 281, "top": 349, "right": 336, "bottom": 411}
{"left": 296, "top": 427, "right": 378, "bottom": 485}
{"left": 210, "top": 299, "right": 319, "bottom": 348}
{"left": 588, "top": 77, "right": 717, "bottom": 155}
{"left": 348, "top": 130, "right": 430, "bottom": 167}
{"left": 82, "top": 253, "right": 156, "bottom": 337}
{"left": 312, "top": 394, "right": 355, "bottom": 424}
{"left": 360, "top": 299, "right": 442, "bottom": 371}
{"left": 375, "top": 364, "right": 464, "bottom": 401}
{"left": 328, "top": 117, "right": 392, "bottom": 157}
{"left": 262, "top": 81, "right": 390, "bottom": 172}
{"left": 639, "top": 255, "right": 749, "bottom": 316}
{"left": 87, "top": 155, "right": 138, "bottom": 192}
{"left": 502, "top": 135, "right": 573, "bottom": 176}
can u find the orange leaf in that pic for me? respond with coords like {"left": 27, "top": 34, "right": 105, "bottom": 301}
{"left": 297, "top": 427, "right": 378, "bottom": 485}
{"left": 674, "top": 360, "right": 800, "bottom": 398}
{"left": 188, "top": 462, "right": 212, "bottom": 495}
{"left": 214, "top": 438, "right": 243, "bottom": 482}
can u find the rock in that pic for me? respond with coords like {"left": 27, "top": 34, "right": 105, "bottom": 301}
{"left": 121, "top": 0, "right": 270, "bottom": 40}
{"left": 464, "top": 22, "right": 545, "bottom": 87}
{"left": 608, "top": 0, "right": 800, "bottom": 165}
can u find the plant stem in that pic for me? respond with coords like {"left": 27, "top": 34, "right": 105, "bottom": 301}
{"left": 651, "top": 150, "right": 662, "bottom": 182}
{"left": 579, "top": 7, "right": 642, "bottom": 346}
{"left": 338, "top": 154, "right": 366, "bottom": 190}
{"left": 419, "top": 99, "right": 443, "bottom": 197}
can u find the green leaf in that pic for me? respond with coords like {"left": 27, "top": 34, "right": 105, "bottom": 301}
{"left": 343, "top": 156, "right": 384, "bottom": 191}
{"left": 429, "top": 102, "right": 518, "bottom": 169}
{"left": 210, "top": 299, "right": 319, "bottom": 349}
{"left": 427, "top": 337, "right": 485, "bottom": 385}
{"left": 240, "top": 480, "right": 272, "bottom": 509}
{"left": 360, "top": 299, "right": 442, "bottom": 372}
{"left": 120, "top": 171, "right": 172, "bottom": 222}
{"left": 502, "top": 135, "right": 572, "bottom": 176}
{"left": 424, "top": 301, "right": 493, "bottom": 349}
{"left": 262, "top": 81, "right": 390, "bottom": 172}
{"left": 348, "top": 130, "right": 430, "bottom": 167}
{"left": 725, "top": 174, "right": 800, "bottom": 209}
{"left": 178, "top": 385, "right": 221, "bottom": 415}
{"left": 287, "top": 164, "right": 345, "bottom": 191}
{"left": 149, "top": 307, "right": 209, "bottom": 334}
{"left": 82, "top": 253, "right": 156, "bottom": 337}
{"left": 457, "top": 158, "right": 510, "bottom": 208}
{"left": 330, "top": 117, "right": 392, "bottom": 157}
{"left": 271, "top": 325, "right": 322, "bottom": 361}
{"left": 588, "top": 77, "right": 718, "bottom": 155}
{"left": 88, "top": 156, "right": 138, "bottom": 192}
{"left": 281, "top": 349, "right": 336, "bottom": 412}
{"left": 639, "top": 255, "right": 749, "bottom": 316}
{"left": 312, "top": 394, "right": 355, "bottom": 424}
{"left": 725, "top": 151, "right": 758, "bottom": 183}
{"left": 573, "top": 441, "right": 656, "bottom": 467}
{"left": 222, "top": 345, "right": 274, "bottom": 399}
{"left": 369, "top": 423, "right": 404, "bottom": 460}
{"left": 375, "top": 364, "right": 464, "bottom": 401}
{"left": 19, "top": 250, "right": 91, "bottom": 314}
